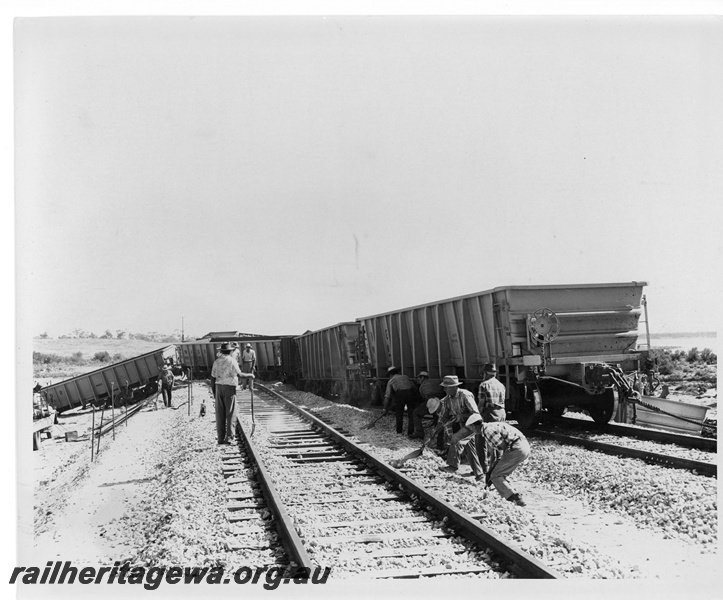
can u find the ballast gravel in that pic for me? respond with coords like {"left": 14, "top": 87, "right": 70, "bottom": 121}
{"left": 266, "top": 385, "right": 717, "bottom": 578}
{"left": 237, "top": 418, "right": 513, "bottom": 579}
{"left": 33, "top": 380, "right": 718, "bottom": 583}
{"left": 96, "top": 384, "right": 285, "bottom": 572}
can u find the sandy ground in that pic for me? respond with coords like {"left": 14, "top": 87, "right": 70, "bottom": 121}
{"left": 33, "top": 397, "right": 184, "bottom": 563}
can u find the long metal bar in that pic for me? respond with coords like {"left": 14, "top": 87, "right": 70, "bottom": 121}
{"left": 551, "top": 416, "right": 716, "bottom": 451}
{"left": 256, "top": 384, "right": 561, "bottom": 579}
{"left": 96, "top": 404, "right": 105, "bottom": 456}
{"left": 532, "top": 430, "right": 716, "bottom": 477}
{"left": 111, "top": 383, "right": 116, "bottom": 440}
{"left": 97, "top": 400, "right": 147, "bottom": 437}
{"left": 235, "top": 417, "right": 314, "bottom": 573}
{"left": 91, "top": 406, "right": 95, "bottom": 462}
{"left": 640, "top": 295, "right": 651, "bottom": 350}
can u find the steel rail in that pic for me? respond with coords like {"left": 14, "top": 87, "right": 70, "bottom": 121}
{"left": 96, "top": 400, "right": 146, "bottom": 437}
{"left": 532, "top": 430, "right": 717, "bottom": 477}
{"left": 253, "top": 383, "right": 561, "bottom": 579}
{"left": 548, "top": 415, "right": 716, "bottom": 451}
{"left": 234, "top": 416, "right": 315, "bottom": 576}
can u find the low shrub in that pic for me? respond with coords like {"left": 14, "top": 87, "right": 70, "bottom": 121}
{"left": 33, "top": 352, "right": 63, "bottom": 365}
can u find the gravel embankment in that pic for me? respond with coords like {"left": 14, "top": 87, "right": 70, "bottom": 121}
{"left": 262, "top": 388, "right": 644, "bottom": 578}
{"left": 519, "top": 441, "right": 717, "bottom": 547}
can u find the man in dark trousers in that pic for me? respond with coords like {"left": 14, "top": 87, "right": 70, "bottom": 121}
{"left": 211, "top": 342, "right": 255, "bottom": 445}
{"left": 383, "top": 366, "right": 421, "bottom": 437}
{"left": 241, "top": 343, "right": 256, "bottom": 390}
{"left": 432, "top": 376, "right": 484, "bottom": 480}
{"left": 158, "top": 361, "right": 175, "bottom": 408}
{"left": 466, "top": 413, "right": 530, "bottom": 506}
{"left": 478, "top": 363, "right": 506, "bottom": 422}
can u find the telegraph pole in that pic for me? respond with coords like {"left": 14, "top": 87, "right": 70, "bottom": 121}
{"left": 182, "top": 317, "right": 185, "bottom": 342}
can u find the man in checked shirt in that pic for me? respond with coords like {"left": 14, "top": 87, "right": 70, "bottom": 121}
{"left": 431, "top": 375, "right": 484, "bottom": 480}
{"left": 465, "top": 413, "right": 530, "bottom": 506}
{"left": 478, "top": 363, "right": 506, "bottom": 422}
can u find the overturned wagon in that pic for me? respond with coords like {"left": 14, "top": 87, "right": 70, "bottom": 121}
{"left": 40, "top": 345, "right": 177, "bottom": 413}
{"left": 356, "top": 281, "right": 648, "bottom": 428}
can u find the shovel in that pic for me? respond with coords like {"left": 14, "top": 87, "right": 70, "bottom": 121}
{"left": 390, "top": 417, "right": 455, "bottom": 468}
{"left": 390, "top": 439, "right": 429, "bottom": 468}
{"left": 361, "top": 410, "right": 391, "bottom": 430}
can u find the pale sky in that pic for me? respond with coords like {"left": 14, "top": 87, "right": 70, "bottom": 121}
{"left": 15, "top": 14, "right": 723, "bottom": 341}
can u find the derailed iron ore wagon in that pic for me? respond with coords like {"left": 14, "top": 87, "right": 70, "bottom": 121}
{"left": 40, "top": 345, "right": 177, "bottom": 413}
{"left": 357, "top": 281, "right": 649, "bottom": 428}
{"left": 288, "top": 323, "right": 369, "bottom": 403}
{"left": 177, "top": 337, "right": 282, "bottom": 380}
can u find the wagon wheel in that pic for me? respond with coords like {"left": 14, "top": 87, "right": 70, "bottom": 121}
{"left": 545, "top": 405, "right": 566, "bottom": 419}
{"left": 511, "top": 383, "right": 541, "bottom": 431}
{"left": 332, "top": 380, "right": 344, "bottom": 401}
{"left": 588, "top": 388, "right": 618, "bottom": 425}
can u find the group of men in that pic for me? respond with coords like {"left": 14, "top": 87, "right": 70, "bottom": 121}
{"left": 383, "top": 364, "right": 530, "bottom": 507}
{"left": 210, "top": 342, "right": 256, "bottom": 445}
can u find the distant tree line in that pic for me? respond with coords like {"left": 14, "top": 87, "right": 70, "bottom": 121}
{"left": 35, "top": 329, "right": 188, "bottom": 342}
{"left": 33, "top": 350, "right": 125, "bottom": 366}
{"left": 648, "top": 347, "right": 717, "bottom": 383}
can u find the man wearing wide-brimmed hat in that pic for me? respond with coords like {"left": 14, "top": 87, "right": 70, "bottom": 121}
{"left": 430, "top": 375, "right": 483, "bottom": 479}
{"left": 478, "top": 363, "right": 506, "bottom": 422}
{"left": 211, "top": 342, "right": 255, "bottom": 445}
{"left": 383, "top": 366, "right": 421, "bottom": 437}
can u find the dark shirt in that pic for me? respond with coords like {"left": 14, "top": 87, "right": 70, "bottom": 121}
{"left": 384, "top": 373, "right": 415, "bottom": 403}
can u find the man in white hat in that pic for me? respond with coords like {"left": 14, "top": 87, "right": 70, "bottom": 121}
{"left": 465, "top": 413, "right": 530, "bottom": 506}
{"left": 478, "top": 363, "right": 506, "bottom": 422}
{"left": 241, "top": 343, "right": 256, "bottom": 390}
{"left": 410, "top": 372, "right": 444, "bottom": 441}
{"left": 431, "top": 375, "right": 483, "bottom": 479}
{"left": 211, "top": 342, "right": 255, "bottom": 444}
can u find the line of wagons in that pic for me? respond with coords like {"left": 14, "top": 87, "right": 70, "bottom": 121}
{"left": 40, "top": 281, "right": 667, "bottom": 431}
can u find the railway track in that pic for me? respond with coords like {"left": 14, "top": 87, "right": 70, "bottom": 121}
{"left": 218, "top": 430, "right": 295, "bottom": 569}
{"left": 233, "top": 384, "right": 561, "bottom": 579}
{"left": 532, "top": 425, "right": 717, "bottom": 477}
{"left": 547, "top": 414, "right": 716, "bottom": 451}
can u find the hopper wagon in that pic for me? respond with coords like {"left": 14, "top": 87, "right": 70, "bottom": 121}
{"left": 290, "top": 322, "right": 369, "bottom": 402}
{"left": 40, "top": 345, "right": 177, "bottom": 413}
{"left": 178, "top": 337, "right": 283, "bottom": 380}
{"left": 356, "top": 281, "right": 648, "bottom": 428}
